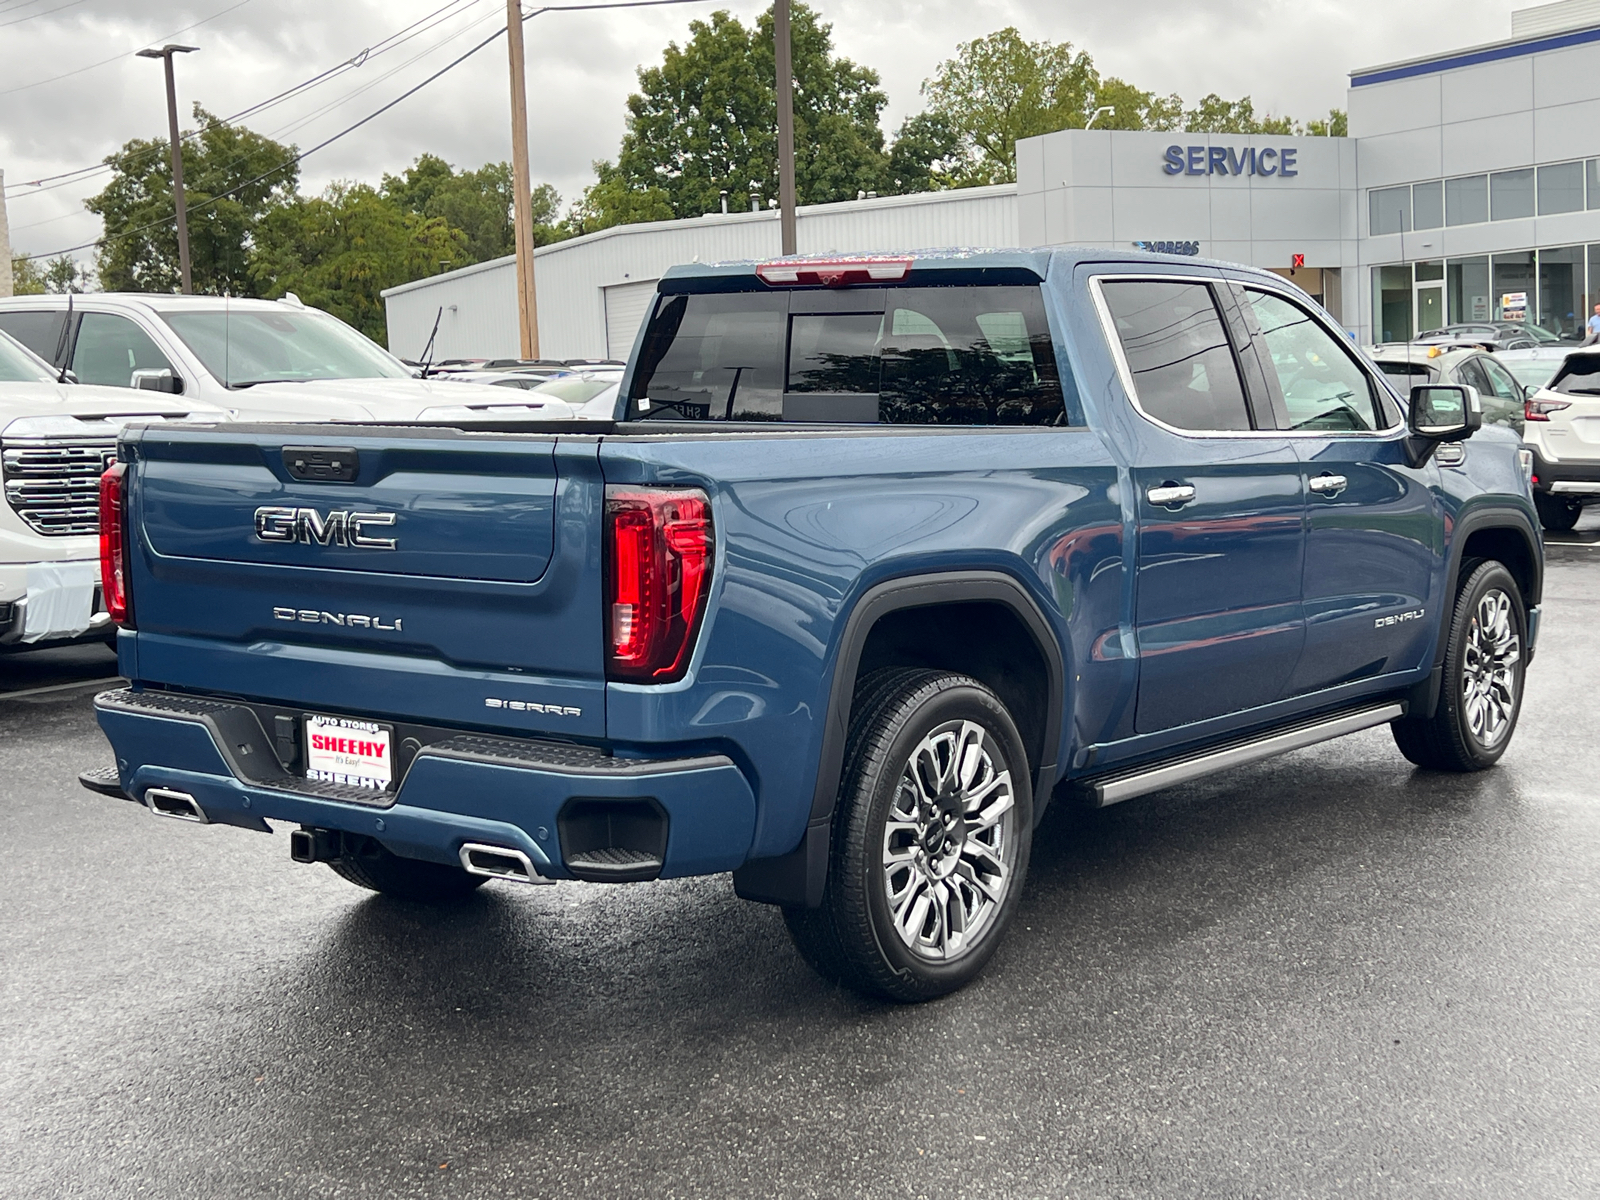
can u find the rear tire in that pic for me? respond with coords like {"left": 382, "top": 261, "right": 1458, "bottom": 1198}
{"left": 1534, "top": 492, "right": 1582, "bottom": 532}
{"left": 1391, "top": 560, "right": 1526, "bottom": 771}
{"left": 329, "top": 835, "right": 488, "bottom": 902}
{"left": 783, "top": 669, "right": 1033, "bottom": 1003}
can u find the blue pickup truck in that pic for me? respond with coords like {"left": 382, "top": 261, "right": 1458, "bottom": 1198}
{"left": 84, "top": 249, "right": 1541, "bottom": 1001}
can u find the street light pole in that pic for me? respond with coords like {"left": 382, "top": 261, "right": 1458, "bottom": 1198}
{"left": 506, "top": 0, "right": 540, "bottom": 358}
{"left": 136, "top": 44, "right": 198, "bottom": 294}
{"left": 773, "top": 0, "right": 797, "bottom": 255}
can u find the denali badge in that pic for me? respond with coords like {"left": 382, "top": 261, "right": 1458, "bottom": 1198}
{"left": 254, "top": 506, "right": 397, "bottom": 549}
{"left": 1375, "top": 608, "right": 1424, "bottom": 629}
{"left": 274, "top": 607, "right": 402, "bottom": 631}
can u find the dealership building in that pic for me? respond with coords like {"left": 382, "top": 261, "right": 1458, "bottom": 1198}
{"left": 385, "top": 0, "right": 1600, "bottom": 360}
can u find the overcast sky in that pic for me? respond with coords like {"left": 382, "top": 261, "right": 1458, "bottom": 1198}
{"left": 1, "top": 0, "right": 1529, "bottom": 265}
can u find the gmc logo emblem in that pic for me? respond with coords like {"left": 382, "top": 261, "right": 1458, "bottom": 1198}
{"left": 254, "top": 506, "right": 397, "bottom": 550}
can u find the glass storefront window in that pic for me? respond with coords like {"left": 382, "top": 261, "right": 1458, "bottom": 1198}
{"left": 1492, "top": 252, "right": 1537, "bottom": 322}
{"left": 1413, "top": 181, "right": 1444, "bottom": 229}
{"left": 1539, "top": 162, "right": 1585, "bottom": 214}
{"left": 1529, "top": 244, "right": 1580, "bottom": 336}
{"left": 1538, "top": 246, "right": 1584, "bottom": 338}
{"left": 1588, "top": 160, "right": 1600, "bottom": 209}
{"left": 1448, "top": 257, "right": 1491, "bottom": 324}
{"left": 1369, "top": 186, "right": 1411, "bottom": 235}
{"left": 1587, "top": 246, "right": 1600, "bottom": 329}
{"left": 1447, "top": 175, "right": 1489, "bottom": 225}
{"left": 1490, "top": 169, "right": 1535, "bottom": 220}
{"left": 1373, "top": 265, "right": 1413, "bottom": 342}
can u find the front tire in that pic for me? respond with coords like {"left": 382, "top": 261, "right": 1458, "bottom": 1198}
{"left": 784, "top": 669, "right": 1033, "bottom": 1002}
{"left": 1535, "top": 492, "right": 1582, "bottom": 532}
{"left": 1392, "top": 560, "right": 1526, "bottom": 771}
{"left": 329, "top": 835, "right": 489, "bottom": 902}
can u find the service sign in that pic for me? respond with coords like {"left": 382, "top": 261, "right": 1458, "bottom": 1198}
{"left": 305, "top": 715, "right": 393, "bottom": 790}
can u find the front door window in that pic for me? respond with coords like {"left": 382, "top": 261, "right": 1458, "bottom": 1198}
{"left": 70, "top": 313, "right": 175, "bottom": 389}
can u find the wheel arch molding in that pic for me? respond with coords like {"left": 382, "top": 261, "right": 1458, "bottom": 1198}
{"left": 1406, "top": 503, "right": 1542, "bottom": 720}
{"left": 733, "top": 568, "right": 1067, "bottom": 909}
{"left": 1443, "top": 505, "right": 1542, "bottom": 657}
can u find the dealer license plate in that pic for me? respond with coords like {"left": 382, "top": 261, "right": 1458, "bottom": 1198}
{"left": 304, "top": 714, "right": 393, "bottom": 790}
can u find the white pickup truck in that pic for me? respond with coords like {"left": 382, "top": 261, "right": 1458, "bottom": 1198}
{"left": 0, "top": 292, "right": 581, "bottom": 424}
{"left": 0, "top": 329, "right": 223, "bottom": 650}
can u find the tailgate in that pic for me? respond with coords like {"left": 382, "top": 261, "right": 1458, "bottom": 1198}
{"left": 125, "top": 426, "right": 605, "bottom": 737}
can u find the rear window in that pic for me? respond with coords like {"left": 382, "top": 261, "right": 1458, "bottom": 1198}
{"left": 626, "top": 285, "right": 1077, "bottom": 426}
{"left": 1375, "top": 362, "right": 1431, "bottom": 381}
{"left": 1551, "top": 355, "right": 1600, "bottom": 396}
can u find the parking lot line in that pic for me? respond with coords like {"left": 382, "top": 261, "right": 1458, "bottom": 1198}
{"left": 0, "top": 676, "right": 123, "bottom": 702}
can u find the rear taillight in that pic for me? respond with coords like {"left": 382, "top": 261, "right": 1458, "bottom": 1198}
{"left": 605, "top": 487, "right": 713, "bottom": 681}
{"left": 1525, "top": 396, "right": 1571, "bottom": 422}
{"left": 98, "top": 461, "right": 132, "bottom": 627}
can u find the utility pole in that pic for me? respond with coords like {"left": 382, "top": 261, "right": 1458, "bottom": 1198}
{"left": 774, "top": 0, "right": 797, "bottom": 255}
{"left": 0, "top": 168, "right": 12, "bottom": 299}
{"left": 136, "top": 44, "right": 198, "bottom": 294}
{"left": 505, "top": 0, "right": 540, "bottom": 358}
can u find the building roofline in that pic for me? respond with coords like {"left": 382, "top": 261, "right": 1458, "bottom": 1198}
{"left": 381, "top": 183, "right": 1017, "bottom": 299}
{"left": 1350, "top": 21, "right": 1600, "bottom": 86}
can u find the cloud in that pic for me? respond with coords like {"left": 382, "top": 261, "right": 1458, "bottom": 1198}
{"left": 0, "top": 0, "right": 1520, "bottom": 266}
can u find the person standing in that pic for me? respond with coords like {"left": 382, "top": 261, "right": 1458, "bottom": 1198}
{"left": 1584, "top": 303, "right": 1600, "bottom": 346}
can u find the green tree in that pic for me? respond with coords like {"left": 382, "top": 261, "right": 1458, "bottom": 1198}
{"left": 1182, "top": 93, "right": 1294, "bottom": 135}
{"left": 884, "top": 111, "right": 969, "bottom": 193}
{"left": 564, "top": 160, "right": 675, "bottom": 236}
{"left": 247, "top": 182, "right": 464, "bottom": 344}
{"left": 1089, "top": 78, "right": 1184, "bottom": 132}
{"left": 8, "top": 253, "right": 88, "bottom": 294}
{"left": 10, "top": 255, "right": 48, "bottom": 295}
{"left": 381, "top": 153, "right": 565, "bottom": 263}
{"left": 921, "top": 28, "right": 1100, "bottom": 183}
{"left": 581, "top": 3, "right": 894, "bottom": 229}
{"left": 86, "top": 105, "right": 299, "bottom": 294}
{"left": 43, "top": 255, "right": 89, "bottom": 293}
{"left": 1301, "top": 108, "right": 1348, "bottom": 137}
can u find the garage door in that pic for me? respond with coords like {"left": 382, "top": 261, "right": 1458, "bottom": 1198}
{"left": 603, "top": 279, "right": 659, "bottom": 360}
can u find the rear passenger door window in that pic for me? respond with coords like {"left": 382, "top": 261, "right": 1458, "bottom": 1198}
{"left": 1097, "top": 279, "right": 1254, "bottom": 431}
{"left": 1245, "top": 290, "right": 1388, "bottom": 431}
{"left": 0, "top": 311, "right": 68, "bottom": 365}
{"left": 70, "top": 313, "right": 176, "bottom": 388}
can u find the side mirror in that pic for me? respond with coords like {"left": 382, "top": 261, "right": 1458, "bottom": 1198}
{"left": 131, "top": 368, "right": 184, "bottom": 395}
{"left": 1407, "top": 383, "right": 1481, "bottom": 466}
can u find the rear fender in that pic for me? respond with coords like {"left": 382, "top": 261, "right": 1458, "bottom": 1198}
{"left": 732, "top": 569, "right": 1065, "bottom": 907}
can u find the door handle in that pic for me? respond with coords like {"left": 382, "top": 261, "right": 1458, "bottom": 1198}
{"left": 1146, "top": 483, "right": 1197, "bottom": 508}
{"left": 1308, "top": 473, "right": 1348, "bottom": 496}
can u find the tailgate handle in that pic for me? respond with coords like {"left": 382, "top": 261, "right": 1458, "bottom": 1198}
{"left": 284, "top": 447, "right": 359, "bottom": 483}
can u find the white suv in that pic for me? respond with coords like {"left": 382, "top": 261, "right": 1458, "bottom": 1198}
{"left": 0, "top": 293, "right": 579, "bottom": 423}
{"left": 1524, "top": 349, "right": 1600, "bottom": 531}
{"left": 0, "top": 330, "right": 224, "bottom": 649}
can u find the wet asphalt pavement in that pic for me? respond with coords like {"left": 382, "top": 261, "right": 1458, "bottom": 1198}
{"left": 3, "top": 528, "right": 1599, "bottom": 1199}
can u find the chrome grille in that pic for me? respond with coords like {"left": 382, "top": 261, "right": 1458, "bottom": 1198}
{"left": 2, "top": 440, "right": 117, "bottom": 537}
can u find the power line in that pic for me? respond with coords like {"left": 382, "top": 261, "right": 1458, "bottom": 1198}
{"left": 0, "top": 0, "right": 257, "bottom": 99}
{"left": 0, "top": 0, "right": 90, "bottom": 28}
{"left": 4, "top": 0, "right": 486, "bottom": 198}
{"left": 15, "top": 0, "right": 726, "bottom": 264}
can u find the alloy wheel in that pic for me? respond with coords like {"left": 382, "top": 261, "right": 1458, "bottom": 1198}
{"left": 1461, "top": 587, "right": 1521, "bottom": 748}
{"left": 881, "top": 719, "right": 1017, "bottom": 963}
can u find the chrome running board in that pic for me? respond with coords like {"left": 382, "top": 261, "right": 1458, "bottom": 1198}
{"left": 1080, "top": 703, "right": 1405, "bottom": 808}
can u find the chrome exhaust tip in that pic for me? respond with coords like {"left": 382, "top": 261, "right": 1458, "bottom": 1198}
{"left": 458, "top": 842, "right": 548, "bottom": 884}
{"left": 144, "top": 787, "right": 208, "bottom": 823}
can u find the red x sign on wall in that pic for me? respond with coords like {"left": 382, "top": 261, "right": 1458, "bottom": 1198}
{"left": 1291, "top": 253, "right": 1305, "bottom": 268}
